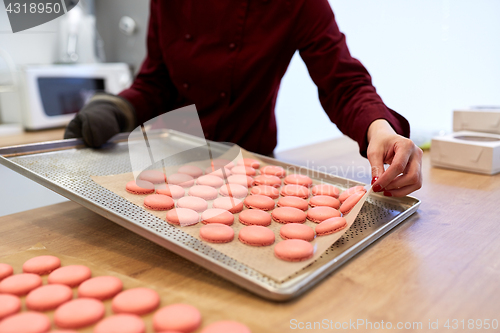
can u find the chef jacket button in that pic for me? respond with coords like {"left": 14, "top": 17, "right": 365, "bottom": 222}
{"left": 229, "top": 43, "right": 236, "bottom": 50}
{"left": 185, "top": 34, "right": 192, "bottom": 41}
{"left": 183, "top": 83, "right": 189, "bottom": 89}
{"left": 220, "top": 92, "right": 226, "bottom": 98}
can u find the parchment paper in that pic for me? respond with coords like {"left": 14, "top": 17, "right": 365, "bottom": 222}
{"left": 92, "top": 148, "right": 371, "bottom": 282}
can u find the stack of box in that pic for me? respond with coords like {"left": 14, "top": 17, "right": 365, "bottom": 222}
{"left": 431, "top": 107, "right": 500, "bottom": 175}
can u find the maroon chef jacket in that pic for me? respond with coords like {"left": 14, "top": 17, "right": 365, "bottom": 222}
{"left": 119, "top": 0, "right": 410, "bottom": 156}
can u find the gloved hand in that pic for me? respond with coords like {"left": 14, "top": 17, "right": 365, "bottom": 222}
{"left": 64, "top": 94, "right": 136, "bottom": 148}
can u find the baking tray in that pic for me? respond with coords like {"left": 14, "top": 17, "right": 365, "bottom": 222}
{"left": 0, "top": 130, "right": 420, "bottom": 301}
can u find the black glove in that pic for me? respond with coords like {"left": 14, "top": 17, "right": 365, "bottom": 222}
{"left": 64, "top": 94, "right": 136, "bottom": 148}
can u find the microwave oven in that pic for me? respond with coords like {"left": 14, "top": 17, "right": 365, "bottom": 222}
{"left": 0, "top": 63, "right": 132, "bottom": 130}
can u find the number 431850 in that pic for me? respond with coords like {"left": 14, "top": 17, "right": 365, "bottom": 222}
{"left": 6, "top": 2, "right": 62, "bottom": 14}
{"left": 444, "top": 319, "right": 499, "bottom": 330}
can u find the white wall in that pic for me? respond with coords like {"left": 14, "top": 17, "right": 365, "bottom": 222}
{"left": 274, "top": 0, "right": 500, "bottom": 152}
{"left": 0, "top": 7, "right": 59, "bottom": 66}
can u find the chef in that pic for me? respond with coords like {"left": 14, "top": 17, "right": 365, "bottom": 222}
{"left": 65, "top": 0, "right": 422, "bottom": 197}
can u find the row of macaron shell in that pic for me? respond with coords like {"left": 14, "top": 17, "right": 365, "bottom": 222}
{"left": 128, "top": 160, "right": 367, "bottom": 215}
{"left": 0, "top": 256, "right": 251, "bottom": 333}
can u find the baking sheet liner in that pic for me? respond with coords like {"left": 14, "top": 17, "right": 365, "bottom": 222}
{"left": 92, "top": 148, "right": 371, "bottom": 282}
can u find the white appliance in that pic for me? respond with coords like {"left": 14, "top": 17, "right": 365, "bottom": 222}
{"left": 0, "top": 63, "right": 132, "bottom": 130}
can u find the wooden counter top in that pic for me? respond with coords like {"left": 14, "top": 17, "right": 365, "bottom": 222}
{"left": 1, "top": 136, "right": 499, "bottom": 332}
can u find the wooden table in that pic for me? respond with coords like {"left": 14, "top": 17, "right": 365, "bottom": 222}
{"left": 0, "top": 128, "right": 64, "bottom": 148}
{"left": 1, "top": 137, "right": 499, "bottom": 332}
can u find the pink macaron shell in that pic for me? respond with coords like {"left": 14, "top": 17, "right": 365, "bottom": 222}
{"left": 315, "top": 217, "right": 348, "bottom": 236}
{"left": 279, "top": 224, "right": 315, "bottom": 242}
{"left": 167, "top": 173, "right": 195, "bottom": 188}
{"left": 177, "top": 165, "right": 204, "bottom": 178}
{"left": 199, "top": 223, "right": 235, "bottom": 243}
{"left": 0, "top": 273, "right": 43, "bottom": 296}
{"left": 23, "top": 255, "right": 61, "bottom": 275}
{"left": 231, "top": 165, "right": 257, "bottom": 177}
{"left": 112, "top": 288, "right": 160, "bottom": 316}
{"left": 212, "top": 197, "right": 243, "bottom": 214}
{"left": 0, "top": 263, "right": 14, "bottom": 281}
{"left": 166, "top": 208, "right": 200, "bottom": 226}
{"left": 219, "top": 183, "right": 248, "bottom": 198}
{"left": 277, "top": 196, "right": 309, "bottom": 211}
{"left": 280, "top": 184, "right": 310, "bottom": 199}
{"left": 250, "top": 185, "right": 279, "bottom": 199}
{"left": 205, "top": 167, "right": 232, "bottom": 179}
{"left": 53, "top": 268, "right": 89, "bottom": 291}
{"left": 284, "top": 174, "right": 313, "bottom": 187}
{"left": 126, "top": 180, "right": 155, "bottom": 195}
{"left": 196, "top": 175, "right": 224, "bottom": 188}
{"left": 238, "top": 209, "right": 272, "bottom": 227}
{"left": 26, "top": 284, "right": 73, "bottom": 311}
{"left": 307, "top": 206, "right": 341, "bottom": 223}
{"left": 138, "top": 170, "right": 166, "bottom": 184}
{"left": 253, "top": 174, "right": 282, "bottom": 188}
{"left": 309, "top": 195, "right": 340, "bottom": 209}
{"left": 48, "top": 265, "right": 92, "bottom": 287}
{"left": 201, "top": 209, "right": 234, "bottom": 225}
{"left": 188, "top": 185, "right": 218, "bottom": 200}
{"left": 238, "top": 225, "right": 275, "bottom": 246}
{"left": 0, "top": 294, "right": 21, "bottom": 320}
{"left": 200, "top": 321, "right": 251, "bottom": 333}
{"left": 156, "top": 184, "right": 185, "bottom": 199}
{"left": 311, "top": 184, "right": 340, "bottom": 198}
{"left": 274, "top": 239, "right": 314, "bottom": 262}
{"left": 144, "top": 194, "right": 175, "bottom": 211}
{"left": 153, "top": 304, "right": 202, "bottom": 333}
{"left": 237, "top": 158, "right": 260, "bottom": 169}
{"left": 260, "top": 165, "right": 286, "bottom": 178}
{"left": 49, "top": 330, "right": 79, "bottom": 333}
{"left": 339, "top": 186, "right": 367, "bottom": 203}
{"left": 94, "top": 314, "right": 145, "bottom": 333}
{"left": 176, "top": 196, "right": 208, "bottom": 213}
{"left": 78, "top": 276, "right": 123, "bottom": 301}
{"left": 54, "top": 298, "right": 105, "bottom": 329}
{"left": 340, "top": 190, "right": 365, "bottom": 215}
{"left": 271, "top": 207, "right": 307, "bottom": 224}
{"left": 0, "top": 312, "right": 51, "bottom": 333}
{"left": 211, "top": 158, "right": 235, "bottom": 169}
{"left": 244, "top": 195, "right": 275, "bottom": 211}
{"left": 227, "top": 175, "right": 254, "bottom": 188}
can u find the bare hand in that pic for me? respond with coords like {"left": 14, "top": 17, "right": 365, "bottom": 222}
{"left": 366, "top": 119, "right": 423, "bottom": 197}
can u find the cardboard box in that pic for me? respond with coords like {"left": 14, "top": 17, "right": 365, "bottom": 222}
{"left": 431, "top": 131, "right": 500, "bottom": 175}
{"left": 453, "top": 107, "right": 500, "bottom": 135}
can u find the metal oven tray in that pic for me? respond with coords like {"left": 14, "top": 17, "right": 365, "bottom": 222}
{"left": 0, "top": 131, "right": 420, "bottom": 301}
